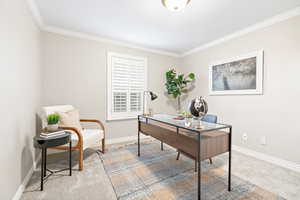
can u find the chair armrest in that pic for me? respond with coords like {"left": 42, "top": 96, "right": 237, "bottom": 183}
{"left": 58, "top": 125, "right": 83, "bottom": 146}
{"left": 80, "top": 119, "right": 105, "bottom": 132}
{"left": 80, "top": 119, "right": 106, "bottom": 140}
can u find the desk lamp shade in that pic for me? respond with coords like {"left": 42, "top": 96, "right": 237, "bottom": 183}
{"left": 143, "top": 91, "right": 158, "bottom": 115}
{"left": 149, "top": 92, "right": 158, "bottom": 101}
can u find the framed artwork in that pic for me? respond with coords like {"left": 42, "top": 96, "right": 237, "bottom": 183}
{"left": 209, "top": 50, "right": 264, "bottom": 95}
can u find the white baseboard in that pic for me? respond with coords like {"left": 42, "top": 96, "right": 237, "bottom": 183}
{"left": 12, "top": 154, "right": 41, "bottom": 200}
{"left": 107, "top": 135, "right": 150, "bottom": 145}
{"left": 12, "top": 167, "right": 34, "bottom": 200}
{"left": 233, "top": 145, "right": 300, "bottom": 173}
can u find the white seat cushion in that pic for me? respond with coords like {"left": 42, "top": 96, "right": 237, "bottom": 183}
{"left": 68, "top": 128, "right": 104, "bottom": 149}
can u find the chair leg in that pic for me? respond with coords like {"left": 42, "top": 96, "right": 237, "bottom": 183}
{"left": 176, "top": 151, "right": 180, "bottom": 160}
{"left": 79, "top": 148, "right": 83, "bottom": 171}
{"left": 209, "top": 158, "right": 213, "bottom": 164}
{"left": 102, "top": 138, "right": 105, "bottom": 153}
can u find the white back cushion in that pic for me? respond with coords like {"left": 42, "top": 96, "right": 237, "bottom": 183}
{"left": 41, "top": 105, "right": 75, "bottom": 128}
{"left": 43, "top": 105, "right": 74, "bottom": 115}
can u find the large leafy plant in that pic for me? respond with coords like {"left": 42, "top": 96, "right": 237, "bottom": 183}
{"left": 165, "top": 69, "right": 195, "bottom": 111}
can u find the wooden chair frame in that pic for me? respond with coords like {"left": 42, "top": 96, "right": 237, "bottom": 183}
{"left": 53, "top": 119, "right": 105, "bottom": 171}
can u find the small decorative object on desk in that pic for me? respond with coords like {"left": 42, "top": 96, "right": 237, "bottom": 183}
{"left": 182, "top": 111, "right": 193, "bottom": 127}
{"left": 184, "top": 117, "right": 192, "bottom": 127}
{"left": 193, "top": 118, "right": 201, "bottom": 129}
{"left": 189, "top": 96, "right": 208, "bottom": 128}
{"left": 172, "top": 116, "right": 184, "bottom": 120}
{"left": 46, "top": 113, "right": 60, "bottom": 132}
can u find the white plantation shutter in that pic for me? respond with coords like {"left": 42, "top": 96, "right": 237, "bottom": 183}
{"left": 107, "top": 52, "right": 147, "bottom": 120}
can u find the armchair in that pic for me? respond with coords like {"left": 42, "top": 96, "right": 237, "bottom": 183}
{"left": 41, "top": 105, "right": 106, "bottom": 171}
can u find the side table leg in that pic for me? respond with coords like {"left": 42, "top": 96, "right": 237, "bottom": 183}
{"left": 40, "top": 148, "right": 45, "bottom": 191}
{"left": 138, "top": 120, "right": 140, "bottom": 157}
{"left": 69, "top": 141, "right": 72, "bottom": 176}
{"left": 44, "top": 148, "right": 47, "bottom": 177}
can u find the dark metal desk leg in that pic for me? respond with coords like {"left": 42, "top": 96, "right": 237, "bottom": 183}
{"left": 40, "top": 148, "right": 45, "bottom": 191}
{"left": 161, "top": 141, "right": 163, "bottom": 151}
{"left": 228, "top": 127, "right": 232, "bottom": 191}
{"left": 69, "top": 141, "right": 72, "bottom": 176}
{"left": 198, "top": 133, "right": 201, "bottom": 200}
{"left": 138, "top": 120, "right": 140, "bottom": 157}
{"left": 44, "top": 148, "right": 47, "bottom": 177}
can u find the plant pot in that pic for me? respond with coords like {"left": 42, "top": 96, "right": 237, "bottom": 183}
{"left": 47, "top": 124, "right": 59, "bottom": 132}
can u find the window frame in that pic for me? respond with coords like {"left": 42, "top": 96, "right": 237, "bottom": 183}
{"left": 106, "top": 52, "right": 147, "bottom": 121}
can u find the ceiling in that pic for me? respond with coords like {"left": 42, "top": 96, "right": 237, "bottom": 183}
{"left": 35, "top": 0, "right": 300, "bottom": 55}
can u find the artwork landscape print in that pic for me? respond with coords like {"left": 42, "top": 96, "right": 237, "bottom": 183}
{"left": 209, "top": 50, "right": 263, "bottom": 95}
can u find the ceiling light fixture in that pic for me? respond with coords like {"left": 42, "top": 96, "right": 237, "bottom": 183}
{"left": 162, "top": 0, "right": 191, "bottom": 12}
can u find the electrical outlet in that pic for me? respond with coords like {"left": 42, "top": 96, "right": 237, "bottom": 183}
{"left": 242, "top": 133, "right": 248, "bottom": 142}
{"left": 260, "top": 136, "right": 266, "bottom": 145}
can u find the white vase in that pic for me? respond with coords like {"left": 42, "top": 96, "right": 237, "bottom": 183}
{"left": 47, "top": 124, "right": 58, "bottom": 132}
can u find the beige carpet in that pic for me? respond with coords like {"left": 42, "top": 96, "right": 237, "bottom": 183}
{"left": 21, "top": 141, "right": 300, "bottom": 200}
{"left": 100, "top": 142, "right": 285, "bottom": 200}
{"left": 21, "top": 149, "right": 117, "bottom": 200}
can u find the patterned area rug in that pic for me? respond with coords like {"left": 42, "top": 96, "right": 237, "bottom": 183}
{"left": 100, "top": 142, "right": 285, "bottom": 200}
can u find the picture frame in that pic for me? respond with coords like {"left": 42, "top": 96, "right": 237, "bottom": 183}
{"left": 209, "top": 50, "right": 264, "bottom": 95}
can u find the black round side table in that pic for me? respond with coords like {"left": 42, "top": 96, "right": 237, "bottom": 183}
{"left": 34, "top": 132, "right": 72, "bottom": 191}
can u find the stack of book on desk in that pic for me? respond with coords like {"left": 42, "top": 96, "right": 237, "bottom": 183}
{"left": 40, "top": 130, "right": 65, "bottom": 138}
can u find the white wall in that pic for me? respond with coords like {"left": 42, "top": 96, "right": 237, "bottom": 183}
{"left": 41, "top": 15, "right": 300, "bottom": 164}
{"left": 182, "top": 15, "right": 300, "bottom": 163}
{"left": 0, "top": 0, "right": 41, "bottom": 199}
{"left": 42, "top": 32, "right": 180, "bottom": 139}
{"left": 1, "top": 1, "right": 299, "bottom": 199}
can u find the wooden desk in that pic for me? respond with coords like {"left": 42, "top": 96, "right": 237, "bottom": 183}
{"left": 138, "top": 114, "right": 232, "bottom": 200}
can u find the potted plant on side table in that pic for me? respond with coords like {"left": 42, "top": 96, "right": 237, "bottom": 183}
{"left": 47, "top": 113, "right": 60, "bottom": 132}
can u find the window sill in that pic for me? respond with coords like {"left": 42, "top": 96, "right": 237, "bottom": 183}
{"left": 106, "top": 115, "right": 140, "bottom": 121}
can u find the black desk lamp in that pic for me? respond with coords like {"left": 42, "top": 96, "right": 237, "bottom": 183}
{"left": 143, "top": 91, "right": 158, "bottom": 116}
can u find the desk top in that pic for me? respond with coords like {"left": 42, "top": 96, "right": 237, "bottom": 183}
{"left": 139, "top": 114, "right": 231, "bottom": 133}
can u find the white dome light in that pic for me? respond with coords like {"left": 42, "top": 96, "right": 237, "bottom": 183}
{"left": 162, "top": 0, "right": 191, "bottom": 12}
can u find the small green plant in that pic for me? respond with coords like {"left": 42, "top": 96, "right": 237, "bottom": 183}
{"left": 181, "top": 111, "right": 193, "bottom": 118}
{"left": 47, "top": 113, "right": 60, "bottom": 125}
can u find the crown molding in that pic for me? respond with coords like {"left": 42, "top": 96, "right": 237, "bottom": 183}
{"left": 42, "top": 25, "right": 181, "bottom": 57}
{"left": 26, "top": 0, "right": 300, "bottom": 58}
{"left": 26, "top": 0, "right": 44, "bottom": 29}
{"left": 26, "top": 0, "right": 180, "bottom": 57}
{"left": 182, "top": 6, "right": 300, "bottom": 57}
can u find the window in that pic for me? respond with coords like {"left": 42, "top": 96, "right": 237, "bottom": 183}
{"left": 107, "top": 52, "right": 147, "bottom": 120}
